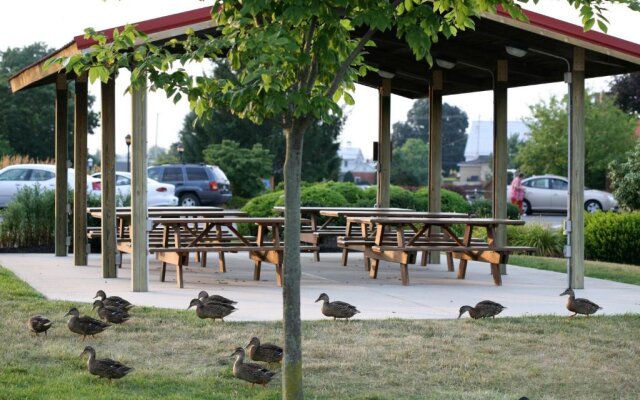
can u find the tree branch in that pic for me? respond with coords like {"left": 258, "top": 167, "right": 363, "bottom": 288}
{"left": 325, "top": 0, "right": 403, "bottom": 98}
{"left": 296, "top": 17, "right": 317, "bottom": 92}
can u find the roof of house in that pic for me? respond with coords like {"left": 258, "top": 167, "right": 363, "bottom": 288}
{"left": 458, "top": 155, "right": 492, "bottom": 166}
{"left": 464, "top": 121, "right": 529, "bottom": 161}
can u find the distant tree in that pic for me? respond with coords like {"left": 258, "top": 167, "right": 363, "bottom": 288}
{"left": 178, "top": 61, "right": 341, "bottom": 182}
{"left": 391, "top": 99, "right": 468, "bottom": 175}
{"left": 342, "top": 171, "right": 354, "bottom": 182}
{"left": 203, "top": 139, "right": 273, "bottom": 198}
{"left": 610, "top": 73, "right": 640, "bottom": 115}
{"left": 608, "top": 141, "right": 640, "bottom": 211}
{"left": 507, "top": 133, "right": 525, "bottom": 169}
{"left": 391, "top": 138, "right": 429, "bottom": 187}
{"left": 517, "top": 92, "right": 636, "bottom": 190}
{"left": 0, "top": 43, "right": 99, "bottom": 160}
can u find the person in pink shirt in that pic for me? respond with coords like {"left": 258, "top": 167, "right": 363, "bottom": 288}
{"left": 510, "top": 172, "right": 525, "bottom": 214}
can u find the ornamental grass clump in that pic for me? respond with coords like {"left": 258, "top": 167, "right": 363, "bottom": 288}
{"left": 0, "top": 185, "right": 55, "bottom": 248}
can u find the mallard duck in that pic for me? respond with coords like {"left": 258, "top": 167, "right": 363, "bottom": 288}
{"left": 94, "top": 290, "right": 134, "bottom": 311}
{"left": 458, "top": 300, "right": 506, "bottom": 319}
{"left": 559, "top": 288, "right": 602, "bottom": 317}
{"left": 27, "top": 315, "right": 52, "bottom": 336}
{"left": 92, "top": 300, "right": 130, "bottom": 324}
{"left": 80, "top": 346, "right": 133, "bottom": 382}
{"left": 246, "top": 336, "right": 283, "bottom": 364}
{"left": 230, "top": 347, "right": 276, "bottom": 387}
{"left": 197, "top": 290, "right": 237, "bottom": 305}
{"left": 187, "top": 299, "right": 236, "bottom": 322}
{"left": 315, "top": 293, "right": 360, "bottom": 321}
{"left": 64, "top": 307, "right": 110, "bottom": 340}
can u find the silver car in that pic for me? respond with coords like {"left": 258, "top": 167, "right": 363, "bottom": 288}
{"left": 519, "top": 174, "right": 618, "bottom": 214}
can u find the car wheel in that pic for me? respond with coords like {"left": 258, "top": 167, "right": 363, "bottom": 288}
{"left": 522, "top": 199, "right": 532, "bottom": 215}
{"left": 179, "top": 193, "right": 200, "bottom": 207}
{"left": 585, "top": 200, "right": 602, "bottom": 213}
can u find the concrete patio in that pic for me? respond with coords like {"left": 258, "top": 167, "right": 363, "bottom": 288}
{"left": 1, "top": 251, "right": 638, "bottom": 320}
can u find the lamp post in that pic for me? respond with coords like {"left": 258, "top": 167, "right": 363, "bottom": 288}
{"left": 125, "top": 134, "right": 132, "bottom": 172}
{"left": 177, "top": 143, "right": 185, "bottom": 163}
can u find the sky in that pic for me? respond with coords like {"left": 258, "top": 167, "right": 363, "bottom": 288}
{"left": 2, "top": 0, "right": 640, "bottom": 159}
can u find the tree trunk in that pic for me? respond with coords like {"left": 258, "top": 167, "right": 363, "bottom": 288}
{"left": 282, "top": 117, "right": 306, "bottom": 399}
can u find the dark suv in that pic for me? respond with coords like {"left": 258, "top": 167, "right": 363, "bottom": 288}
{"left": 148, "top": 164, "right": 232, "bottom": 206}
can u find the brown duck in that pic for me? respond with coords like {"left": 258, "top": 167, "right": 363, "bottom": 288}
{"left": 458, "top": 300, "right": 506, "bottom": 319}
{"left": 80, "top": 346, "right": 133, "bottom": 382}
{"left": 230, "top": 347, "right": 276, "bottom": 387}
{"left": 197, "top": 290, "right": 237, "bottom": 305}
{"left": 92, "top": 300, "right": 130, "bottom": 324}
{"left": 65, "top": 307, "right": 111, "bottom": 340}
{"left": 246, "top": 336, "right": 283, "bottom": 364}
{"left": 188, "top": 298, "right": 236, "bottom": 322}
{"left": 315, "top": 293, "right": 360, "bottom": 320}
{"left": 27, "top": 315, "right": 52, "bottom": 336}
{"left": 94, "top": 290, "right": 134, "bottom": 311}
{"left": 559, "top": 288, "right": 602, "bottom": 317}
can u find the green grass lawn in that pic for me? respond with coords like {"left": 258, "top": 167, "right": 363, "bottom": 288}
{"left": 508, "top": 255, "right": 640, "bottom": 285}
{"left": 1, "top": 266, "right": 639, "bottom": 400}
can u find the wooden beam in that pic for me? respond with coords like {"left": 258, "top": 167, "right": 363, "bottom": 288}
{"left": 493, "top": 60, "right": 508, "bottom": 275}
{"left": 9, "top": 43, "right": 79, "bottom": 93}
{"left": 101, "top": 79, "right": 117, "bottom": 278}
{"left": 73, "top": 74, "right": 88, "bottom": 266}
{"left": 131, "top": 78, "right": 149, "bottom": 292}
{"left": 55, "top": 75, "right": 68, "bottom": 257}
{"left": 428, "top": 70, "right": 443, "bottom": 264}
{"left": 569, "top": 47, "right": 586, "bottom": 289}
{"left": 376, "top": 78, "right": 392, "bottom": 208}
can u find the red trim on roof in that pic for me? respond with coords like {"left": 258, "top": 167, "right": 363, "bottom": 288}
{"left": 496, "top": 6, "right": 640, "bottom": 58}
{"left": 74, "top": 6, "right": 213, "bottom": 50}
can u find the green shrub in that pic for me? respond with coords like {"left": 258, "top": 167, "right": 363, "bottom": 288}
{"left": 469, "top": 199, "right": 492, "bottom": 217}
{"left": 441, "top": 189, "right": 471, "bottom": 214}
{"left": 241, "top": 191, "right": 284, "bottom": 217}
{"left": 389, "top": 186, "right": 415, "bottom": 209}
{"left": 0, "top": 185, "right": 55, "bottom": 248}
{"left": 585, "top": 211, "right": 640, "bottom": 265}
{"left": 413, "top": 188, "right": 428, "bottom": 211}
{"left": 508, "top": 224, "right": 564, "bottom": 257}
{"left": 318, "top": 181, "right": 363, "bottom": 205}
{"left": 225, "top": 196, "right": 249, "bottom": 210}
{"left": 507, "top": 204, "right": 521, "bottom": 220}
{"left": 295, "top": 186, "right": 348, "bottom": 207}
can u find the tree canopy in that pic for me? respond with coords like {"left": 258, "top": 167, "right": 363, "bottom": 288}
{"left": 610, "top": 72, "right": 640, "bottom": 115}
{"left": 516, "top": 92, "right": 637, "bottom": 189}
{"left": 608, "top": 141, "right": 640, "bottom": 211}
{"left": 391, "top": 99, "right": 468, "bottom": 175}
{"left": 1, "top": 43, "right": 99, "bottom": 161}
{"left": 391, "top": 138, "right": 429, "bottom": 186}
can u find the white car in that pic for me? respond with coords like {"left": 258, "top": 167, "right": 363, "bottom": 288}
{"left": 516, "top": 174, "right": 618, "bottom": 214}
{"left": 91, "top": 171, "right": 178, "bottom": 206}
{"left": 0, "top": 164, "right": 101, "bottom": 208}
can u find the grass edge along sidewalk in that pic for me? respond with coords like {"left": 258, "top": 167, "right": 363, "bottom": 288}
{"left": 509, "top": 255, "right": 640, "bottom": 286}
{"left": 1, "top": 267, "right": 639, "bottom": 400}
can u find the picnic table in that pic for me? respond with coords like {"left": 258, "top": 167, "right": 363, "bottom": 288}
{"left": 344, "top": 216, "right": 534, "bottom": 286}
{"left": 148, "top": 217, "right": 316, "bottom": 288}
{"left": 272, "top": 206, "right": 410, "bottom": 261}
{"left": 320, "top": 209, "right": 469, "bottom": 267}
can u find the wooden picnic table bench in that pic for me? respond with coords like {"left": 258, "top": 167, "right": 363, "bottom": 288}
{"left": 273, "top": 206, "right": 411, "bottom": 261}
{"left": 345, "top": 216, "right": 535, "bottom": 286}
{"left": 148, "top": 216, "right": 316, "bottom": 288}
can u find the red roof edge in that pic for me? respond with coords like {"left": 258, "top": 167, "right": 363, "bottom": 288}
{"left": 74, "top": 6, "right": 213, "bottom": 50}
{"left": 496, "top": 6, "right": 640, "bottom": 58}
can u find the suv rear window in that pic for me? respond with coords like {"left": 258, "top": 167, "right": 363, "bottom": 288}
{"left": 208, "top": 166, "right": 228, "bottom": 182}
{"left": 186, "top": 167, "right": 209, "bottom": 181}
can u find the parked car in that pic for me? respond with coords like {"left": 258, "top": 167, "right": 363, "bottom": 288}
{"left": 0, "top": 164, "right": 101, "bottom": 208}
{"left": 514, "top": 174, "right": 618, "bottom": 214}
{"left": 147, "top": 163, "right": 232, "bottom": 206}
{"left": 91, "top": 171, "right": 178, "bottom": 206}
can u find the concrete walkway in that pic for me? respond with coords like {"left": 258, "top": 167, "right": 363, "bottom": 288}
{"left": 1, "top": 252, "right": 638, "bottom": 321}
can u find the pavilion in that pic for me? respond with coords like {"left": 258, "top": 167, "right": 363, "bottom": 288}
{"left": 9, "top": 5, "right": 640, "bottom": 292}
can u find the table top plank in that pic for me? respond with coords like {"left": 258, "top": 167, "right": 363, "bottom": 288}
{"left": 351, "top": 217, "right": 525, "bottom": 226}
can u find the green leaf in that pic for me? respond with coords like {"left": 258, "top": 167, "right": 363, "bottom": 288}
{"left": 597, "top": 19, "right": 608, "bottom": 33}
{"left": 583, "top": 18, "right": 595, "bottom": 31}
{"left": 404, "top": 0, "right": 414, "bottom": 12}
{"left": 343, "top": 92, "right": 355, "bottom": 106}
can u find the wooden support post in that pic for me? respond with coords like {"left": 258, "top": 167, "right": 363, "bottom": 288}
{"left": 73, "top": 74, "right": 88, "bottom": 266}
{"left": 569, "top": 47, "right": 585, "bottom": 289}
{"left": 493, "top": 60, "right": 509, "bottom": 275}
{"left": 376, "top": 78, "right": 392, "bottom": 208}
{"left": 131, "top": 77, "right": 149, "bottom": 292}
{"left": 55, "top": 75, "right": 68, "bottom": 257}
{"left": 101, "top": 79, "right": 117, "bottom": 278}
{"left": 428, "top": 71, "right": 443, "bottom": 264}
